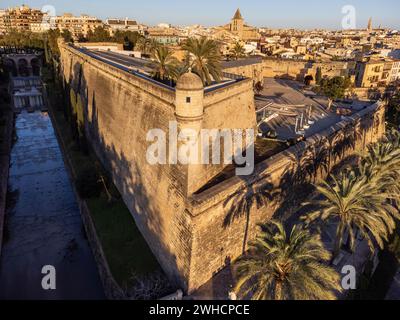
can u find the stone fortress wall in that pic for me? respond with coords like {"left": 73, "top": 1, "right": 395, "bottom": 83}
{"left": 222, "top": 56, "right": 355, "bottom": 83}
{"left": 58, "top": 40, "right": 256, "bottom": 292}
{"left": 188, "top": 102, "right": 385, "bottom": 290}
{"left": 262, "top": 57, "right": 355, "bottom": 80}
{"left": 59, "top": 40, "right": 385, "bottom": 293}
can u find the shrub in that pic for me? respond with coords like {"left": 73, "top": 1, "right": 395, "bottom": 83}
{"left": 254, "top": 81, "right": 264, "bottom": 95}
{"left": 127, "top": 271, "right": 176, "bottom": 300}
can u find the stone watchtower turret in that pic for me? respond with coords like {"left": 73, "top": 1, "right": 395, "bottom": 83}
{"left": 174, "top": 71, "right": 205, "bottom": 196}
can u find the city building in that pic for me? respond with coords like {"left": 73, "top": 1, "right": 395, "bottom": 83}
{"left": 147, "top": 26, "right": 184, "bottom": 45}
{"left": 300, "top": 36, "right": 324, "bottom": 45}
{"left": 390, "top": 60, "right": 400, "bottom": 82}
{"left": 356, "top": 57, "right": 400, "bottom": 87}
{"left": 0, "top": 5, "right": 44, "bottom": 33}
{"left": 105, "top": 18, "right": 146, "bottom": 35}
{"left": 55, "top": 13, "right": 103, "bottom": 39}
{"left": 0, "top": 6, "right": 104, "bottom": 38}
{"left": 356, "top": 59, "right": 384, "bottom": 87}
{"left": 30, "top": 14, "right": 52, "bottom": 33}
{"left": 0, "top": 9, "right": 6, "bottom": 34}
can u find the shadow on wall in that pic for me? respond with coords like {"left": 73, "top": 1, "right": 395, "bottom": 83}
{"left": 218, "top": 110, "right": 378, "bottom": 292}
{"left": 62, "top": 56, "right": 382, "bottom": 296}
{"left": 206, "top": 108, "right": 379, "bottom": 298}
{"left": 63, "top": 60, "right": 184, "bottom": 289}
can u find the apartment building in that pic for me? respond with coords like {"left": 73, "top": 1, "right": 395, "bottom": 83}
{"left": 55, "top": 13, "right": 103, "bottom": 38}
{"left": 355, "top": 58, "right": 400, "bottom": 87}
{"left": 355, "top": 59, "right": 385, "bottom": 87}
{"left": 0, "top": 9, "right": 6, "bottom": 34}
{"left": 147, "top": 27, "right": 184, "bottom": 45}
{"left": 105, "top": 18, "right": 145, "bottom": 35}
{"left": 30, "top": 15, "right": 52, "bottom": 33}
{"left": 0, "top": 5, "right": 44, "bottom": 33}
{"left": 390, "top": 60, "right": 400, "bottom": 82}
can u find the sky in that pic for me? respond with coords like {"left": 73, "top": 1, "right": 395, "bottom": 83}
{"left": 1, "top": 0, "right": 399, "bottom": 30}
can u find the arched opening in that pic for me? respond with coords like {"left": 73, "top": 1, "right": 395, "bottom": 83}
{"left": 304, "top": 75, "right": 314, "bottom": 86}
{"left": 31, "top": 58, "right": 41, "bottom": 76}
{"left": 3, "top": 59, "right": 18, "bottom": 77}
{"left": 18, "top": 58, "right": 29, "bottom": 77}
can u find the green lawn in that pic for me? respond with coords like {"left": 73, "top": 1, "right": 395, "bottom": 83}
{"left": 87, "top": 197, "right": 160, "bottom": 286}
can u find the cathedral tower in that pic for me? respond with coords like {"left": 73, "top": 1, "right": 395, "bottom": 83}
{"left": 230, "top": 8, "right": 244, "bottom": 39}
{"left": 367, "top": 17, "right": 373, "bottom": 32}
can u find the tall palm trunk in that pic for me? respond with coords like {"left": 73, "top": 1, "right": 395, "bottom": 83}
{"left": 242, "top": 211, "right": 250, "bottom": 254}
{"left": 275, "top": 282, "right": 283, "bottom": 300}
{"left": 332, "top": 223, "right": 345, "bottom": 263}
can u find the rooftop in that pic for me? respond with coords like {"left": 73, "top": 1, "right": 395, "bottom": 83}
{"left": 256, "top": 78, "right": 375, "bottom": 140}
{"left": 72, "top": 45, "right": 247, "bottom": 92}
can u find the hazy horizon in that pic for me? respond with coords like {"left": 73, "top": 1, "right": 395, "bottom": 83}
{"left": 1, "top": 0, "right": 399, "bottom": 30}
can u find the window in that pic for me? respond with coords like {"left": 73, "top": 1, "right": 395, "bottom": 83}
{"left": 186, "top": 97, "right": 191, "bottom": 103}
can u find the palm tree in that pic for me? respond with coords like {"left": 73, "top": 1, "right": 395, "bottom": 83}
{"left": 182, "top": 37, "right": 222, "bottom": 86}
{"left": 135, "top": 36, "right": 147, "bottom": 53}
{"left": 360, "top": 142, "right": 400, "bottom": 181}
{"left": 386, "top": 128, "right": 400, "bottom": 151}
{"left": 230, "top": 42, "right": 246, "bottom": 60}
{"left": 136, "top": 37, "right": 159, "bottom": 55}
{"left": 174, "top": 62, "right": 189, "bottom": 79}
{"left": 302, "top": 169, "right": 396, "bottom": 260}
{"left": 151, "top": 46, "right": 179, "bottom": 82}
{"left": 234, "top": 220, "right": 341, "bottom": 300}
{"left": 388, "top": 92, "right": 400, "bottom": 125}
{"left": 358, "top": 139, "right": 400, "bottom": 208}
{"left": 148, "top": 38, "right": 160, "bottom": 54}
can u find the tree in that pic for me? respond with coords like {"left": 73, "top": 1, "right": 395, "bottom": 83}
{"left": 358, "top": 136, "right": 400, "bottom": 208}
{"left": 360, "top": 141, "right": 400, "bottom": 182}
{"left": 230, "top": 42, "right": 246, "bottom": 60}
{"left": 135, "top": 37, "right": 159, "bottom": 56}
{"left": 254, "top": 81, "right": 264, "bottom": 95}
{"left": 182, "top": 37, "right": 222, "bottom": 86}
{"left": 86, "top": 26, "right": 110, "bottom": 42}
{"left": 302, "top": 169, "right": 396, "bottom": 260}
{"left": 45, "top": 29, "right": 61, "bottom": 58}
{"left": 386, "top": 89, "right": 400, "bottom": 126}
{"left": 316, "top": 67, "right": 322, "bottom": 85}
{"left": 148, "top": 38, "right": 160, "bottom": 55}
{"left": 318, "top": 76, "right": 352, "bottom": 110}
{"left": 61, "top": 29, "right": 73, "bottom": 43}
{"left": 135, "top": 37, "right": 149, "bottom": 54}
{"left": 0, "top": 30, "right": 49, "bottom": 50}
{"left": 234, "top": 220, "right": 341, "bottom": 300}
{"left": 122, "top": 36, "right": 133, "bottom": 51}
{"left": 151, "top": 46, "right": 179, "bottom": 82}
{"left": 113, "top": 30, "right": 141, "bottom": 50}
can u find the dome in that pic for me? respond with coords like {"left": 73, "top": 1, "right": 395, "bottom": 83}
{"left": 176, "top": 71, "right": 203, "bottom": 90}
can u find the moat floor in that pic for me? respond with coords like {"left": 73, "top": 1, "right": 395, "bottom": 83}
{"left": 0, "top": 111, "right": 105, "bottom": 300}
